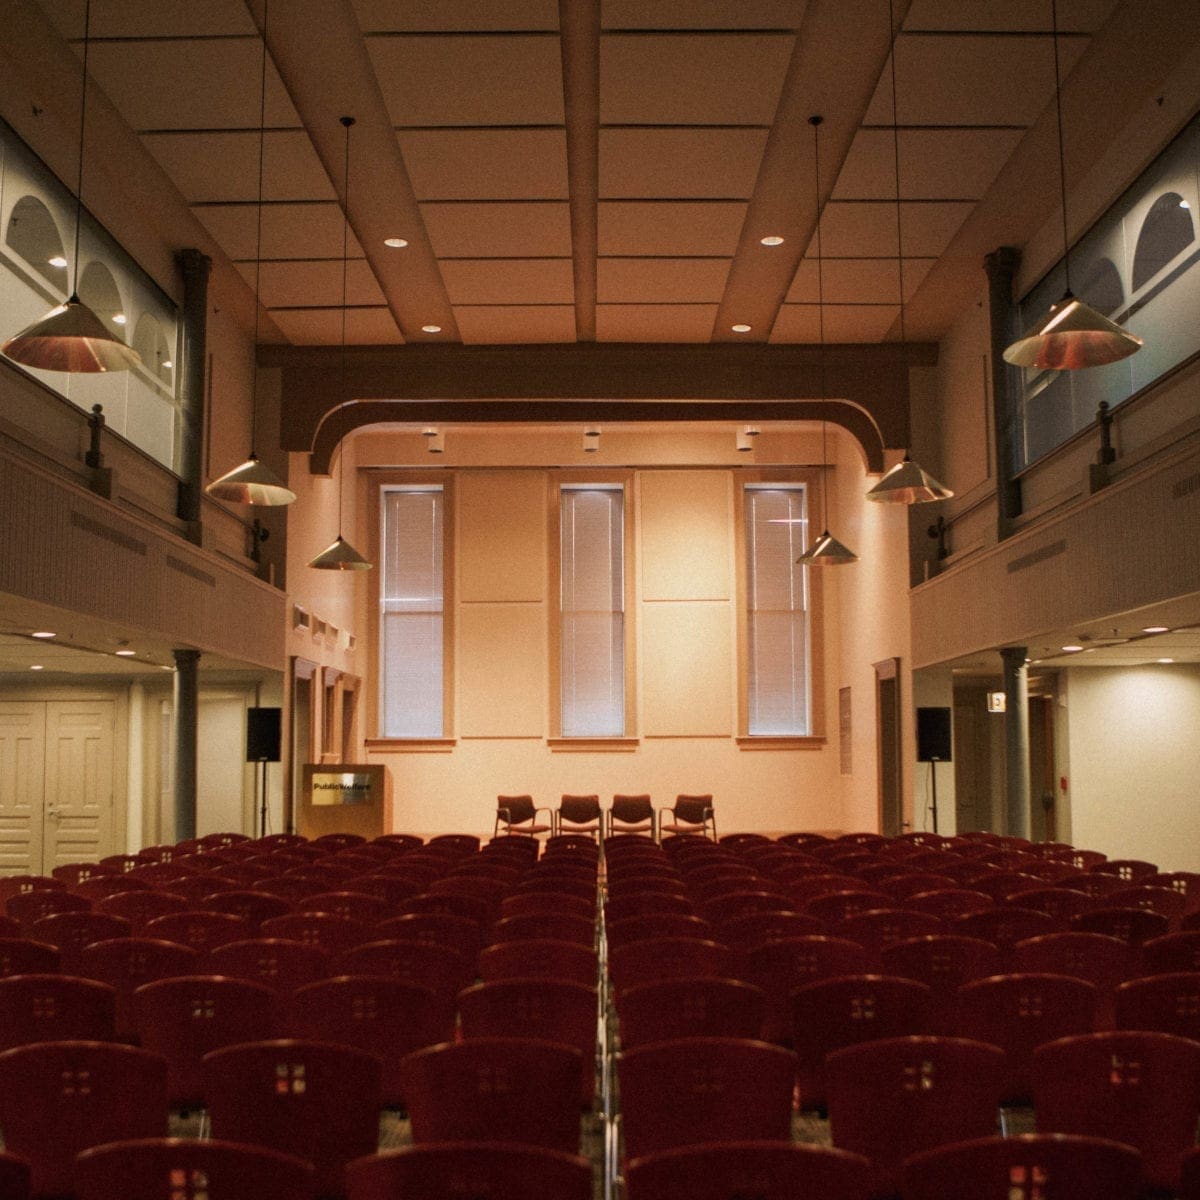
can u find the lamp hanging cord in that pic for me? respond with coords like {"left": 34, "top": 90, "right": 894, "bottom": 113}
{"left": 887, "top": 0, "right": 906, "bottom": 345}
{"left": 69, "top": 0, "right": 92, "bottom": 298}
{"left": 810, "top": 114, "right": 830, "bottom": 534}
{"left": 246, "top": 0, "right": 270, "bottom": 459}
{"left": 1051, "top": 0, "right": 1072, "bottom": 292}
{"left": 337, "top": 115, "right": 355, "bottom": 541}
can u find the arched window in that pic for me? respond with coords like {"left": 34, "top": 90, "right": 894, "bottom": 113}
{"left": 1132, "top": 191, "right": 1194, "bottom": 292}
{"left": 5, "top": 195, "right": 68, "bottom": 291}
{"left": 132, "top": 313, "right": 174, "bottom": 386}
{"left": 77, "top": 261, "right": 128, "bottom": 339}
{"left": 1075, "top": 255, "right": 1124, "bottom": 317}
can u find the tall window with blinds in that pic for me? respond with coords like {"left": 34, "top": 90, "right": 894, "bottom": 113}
{"left": 380, "top": 487, "right": 444, "bottom": 737}
{"left": 744, "top": 485, "right": 811, "bottom": 735}
{"left": 559, "top": 486, "right": 625, "bottom": 737}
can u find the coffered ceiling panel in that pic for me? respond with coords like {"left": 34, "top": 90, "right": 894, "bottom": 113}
{"left": 398, "top": 130, "right": 569, "bottom": 201}
{"left": 770, "top": 304, "right": 902, "bottom": 343}
{"left": 269, "top": 307, "right": 401, "bottom": 345}
{"left": 597, "top": 258, "right": 732, "bottom": 303}
{"left": 140, "top": 131, "right": 335, "bottom": 204}
{"left": 236, "top": 259, "right": 386, "bottom": 309}
{"left": 599, "top": 129, "right": 770, "bottom": 200}
{"left": 903, "top": 0, "right": 1118, "bottom": 33}
{"left": 454, "top": 306, "right": 577, "bottom": 343}
{"left": 787, "top": 257, "right": 935, "bottom": 304}
{"left": 816, "top": 201, "right": 974, "bottom": 259}
{"left": 596, "top": 304, "right": 720, "bottom": 342}
{"left": 601, "top": 1, "right": 807, "bottom": 30}
{"left": 441, "top": 258, "right": 575, "bottom": 305}
{"left": 862, "top": 35, "right": 1088, "bottom": 127}
{"left": 85, "top": 40, "right": 299, "bottom": 130}
{"left": 598, "top": 202, "right": 748, "bottom": 256}
{"left": 600, "top": 34, "right": 795, "bottom": 125}
{"left": 24, "top": 0, "right": 1183, "bottom": 368}
{"left": 351, "top": 0, "right": 560, "bottom": 32}
{"left": 195, "top": 204, "right": 365, "bottom": 263}
{"left": 367, "top": 35, "right": 566, "bottom": 126}
{"left": 422, "top": 202, "right": 573, "bottom": 258}
{"left": 833, "top": 128, "right": 1027, "bottom": 201}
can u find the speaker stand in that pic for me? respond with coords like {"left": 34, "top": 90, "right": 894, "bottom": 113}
{"left": 929, "top": 758, "right": 940, "bottom": 834}
{"left": 257, "top": 758, "right": 269, "bottom": 838}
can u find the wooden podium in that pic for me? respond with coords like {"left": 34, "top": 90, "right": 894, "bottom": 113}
{"left": 299, "top": 764, "right": 387, "bottom": 840}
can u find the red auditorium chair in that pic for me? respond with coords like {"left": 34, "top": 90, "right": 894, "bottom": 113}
{"left": 608, "top": 936, "right": 728, "bottom": 994}
{"left": 0, "top": 937, "right": 59, "bottom": 977}
{"left": 94, "top": 889, "right": 189, "bottom": 932}
{"left": 6, "top": 889, "right": 89, "bottom": 930}
{"left": 615, "top": 977, "right": 766, "bottom": 1048}
{"left": 901, "top": 1134, "right": 1143, "bottom": 1200}
{"left": 956, "top": 972, "right": 1097, "bottom": 1102}
{"left": 76, "top": 1136, "right": 316, "bottom": 1200}
{"left": 490, "top": 911, "right": 594, "bottom": 947}
{"left": 1012, "top": 932, "right": 1133, "bottom": 1028}
{"left": 479, "top": 938, "right": 597, "bottom": 987}
{"left": 0, "top": 1152, "right": 28, "bottom": 1200}
{"left": 1141, "top": 929, "right": 1200, "bottom": 973}
{"left": 1071, "top": 906, "right": 1170, "bottom": 945}
{"left": 458, "top": 978, "right": 598, "bottom": 1105}
{"left": 260, "top": 912, "right": 375, "bottom": 957}
{"left": 881, "top": 935, "right": 1002, "bottom": 1035}
{"left": 375, "top": 911, "right": 485, "bottom": 959}
{"left": 401, "top": 1037, "right": 583, "bottom": 1154}
{"left": 500, "top": 891, "right": 594, "bottom": 921}
{"left": 73, "top": 875, "right": 152, "bottom": 901}
{"left": 616, "top": 1037, "right": 795, "bottom": 1162}
{"left": 1183, "top": 1146, "right": 1200, "bottom": 1200}
{"left": 290, "top": 975, "right": 452, "bottom": 1107}
{"left": 133, "top": 975, "right": 278, "bottom": 1108}
{"left": 346, "top": 1143, "right": 592, "bottom": 1200}
{"left": 143, "top": 910, "right": 251, "bottom": 954}
{"left": 1032, "top": 1030, "right": 1200, "bottom": 1193}
{"left": 954, "top": 906, "right": 1060, "bottom": 948}
{"left": 1113, "top": 971, "right": 1200, "bottom": 1040}
{"left": 0, "top": 974, "right": 116, "bottom": 1048}
{"left": 825, "top": 1035, "right": 1005, "bottom": 1196}
{"left": 203, "top": 1039, "right": 381, "bottom": 1198}
{"left": 208, "top": 937, "right": 331, "bottom": 993}
{"left": 625, "top": 1142, "right": 872, "bottom": 1200}
{"left": 294, "top": 890, "right": 389, "bottom": 925}
{"left": 0, "top": 1040, "right": 166, "bottom": 1197}
{"left": 200, "top": 890, "right": 293, "bottom": 932}
{"left": 337, "top": 938, "right": 473, "bottom": 1000}
{"left": 791, "top": 975, "right": 934, "bottom": 1108}
{"left": 78, "top": 937, "right": 200, "bottom": 1041}
{"left": 28, "top": 911, "right": 132, "bottom": 974}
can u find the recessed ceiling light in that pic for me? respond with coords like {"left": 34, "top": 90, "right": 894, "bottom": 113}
{"left": 1180, "top": 200, "right": 1191, "bottom": 210}
{"left": 421, "top": 324, "right": 442, "bottom": 334}
{"left": 1061, "top": 644, "right": 1083, "bottom": 653}
{"left": 760, "top": 235, "right": 785, "bottom": 246}
{"left": 112, "top": 313, "right": 126, "bottom": 325}
{"left": 31, "top": 631, "right": 55, "bottom": 639}
{"left": 1142, "top": 625, "right": 1169, "bottom": 634}
{"left": 1157, "top": 657, "right": 1175, "bottom": 664}
{"left": 161, "top": 360, "right": 173, "bottom": 370}
{"left": 115, "top": 649, "right": 136, "bottom": 657}
{"left": 731, "top": 324, "right": 752, "bottom": 333}
{"left": 48, "top": 255, "right": 68, "bottom": 268}
{"left": 30, "top": 664, "right": 43, "bottom": 671}
{"left": 384, "top": 237, "right": 409, "bottom": 248}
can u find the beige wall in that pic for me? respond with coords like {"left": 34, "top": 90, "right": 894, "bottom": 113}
{"left": 1064, "top": 664, "right": 1200, "bottom": 872}
{"left": 348, "top": 429, "right": 914, "bottom": 837}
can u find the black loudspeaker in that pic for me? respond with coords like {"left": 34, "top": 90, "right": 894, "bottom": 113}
{"left": 246, "top": 707, "right": 282, "bottom": 762}
{"left": 916, "top": 707, "right": 952, "bottom": 762}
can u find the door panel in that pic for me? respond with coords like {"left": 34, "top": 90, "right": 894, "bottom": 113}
{"left": 0, "top": 704, "right": 45, "bottom": 874}
{"left": 43, "top": 701, "right": 116, "bottom": 870}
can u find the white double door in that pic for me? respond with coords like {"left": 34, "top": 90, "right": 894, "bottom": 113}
{"left": 0, "top": 700, "right": 116, "bottom": 875}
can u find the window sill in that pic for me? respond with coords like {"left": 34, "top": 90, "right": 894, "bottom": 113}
{"left": 365, "top": 737, "right": 457, "bottom": 753}
{"left": 736, "top": 735, "right": 826, "bottom": 751}
{"left": 547, "top": 737, "right": 640, "bottom": 753}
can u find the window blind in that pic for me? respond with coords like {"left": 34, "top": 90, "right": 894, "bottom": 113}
{"left": 745, "top": 486, "right": 810, "bottom": 735}
{"left": 380, "top": 487, "right": 444, "bottom": 737}
{"left": 560, "top": 486, "right": 624, "bottom": 737}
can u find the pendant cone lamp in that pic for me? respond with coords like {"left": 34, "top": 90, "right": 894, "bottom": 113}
{"left": 866, "top": 0, "right": 954, "bottom": 506}
{"left": 2, "top": 0, "right": 140, "bottom": 373}
{"left": 1002, "top": 0, "right": 1142, "bottom": 370}
{"left": 309, "top": 117, "right": 371, "bottom": 572}
{"left": 206, "top": 0, "right": 294, "bottom": 506}
{"left": 798, "top": 115, "right": 857, "bottom": 567}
